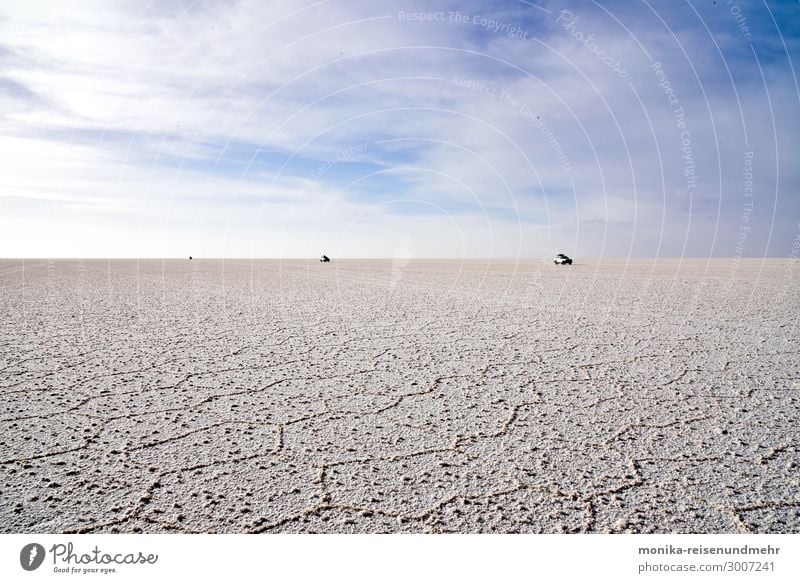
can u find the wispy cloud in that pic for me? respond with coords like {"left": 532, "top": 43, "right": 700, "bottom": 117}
{"left": 0, "top": 0, "right": 797, "bottom": 258}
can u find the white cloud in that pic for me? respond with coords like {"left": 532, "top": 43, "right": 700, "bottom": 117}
{"left": 0, "top": 0, "right": 797, "bottom": 258}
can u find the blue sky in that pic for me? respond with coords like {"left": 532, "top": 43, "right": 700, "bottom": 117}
{"left": 0, "top": 0, "right": 798, "bottom": 258}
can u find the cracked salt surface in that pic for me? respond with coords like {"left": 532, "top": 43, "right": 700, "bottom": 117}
{"left": 0, "top": 258, "right": 798, "bottom": 533}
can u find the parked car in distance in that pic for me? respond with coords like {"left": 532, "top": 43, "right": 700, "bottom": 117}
{"left": 554, "top": 253, "right": 573, "bottom": 265}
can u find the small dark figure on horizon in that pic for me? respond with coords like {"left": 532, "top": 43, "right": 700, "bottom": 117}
{"left": 320, "top": 254, "right": 330, "bottom": 263}
{"left": 189, "top": 256, "right": 193, "bottom": 260}
{"left": 553, "top": 253, "right": 572, "bottom": 265}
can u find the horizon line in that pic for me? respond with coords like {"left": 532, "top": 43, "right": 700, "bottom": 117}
{"left": 2, "top": 256, "right": 797, "bottom": 261}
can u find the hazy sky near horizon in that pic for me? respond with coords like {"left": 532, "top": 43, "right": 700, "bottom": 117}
{"left": 1, "top": 0, "right": 798, "bottom": 258}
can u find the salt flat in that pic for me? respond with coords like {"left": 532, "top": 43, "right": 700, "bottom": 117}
{"left": 0, "top": 258, "right": 798, "bottom": 533}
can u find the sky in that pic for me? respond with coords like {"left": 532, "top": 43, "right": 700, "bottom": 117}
{"left": 0, "top": 0, "right": 798, "bottom": 259}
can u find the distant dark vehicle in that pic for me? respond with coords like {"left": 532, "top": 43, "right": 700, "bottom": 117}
{"left": 189, "top": 256, "right": 193, "bottom": 260}
{"left": 554, "top": 253, "right": 572, "bottom": 265}
{"left": 320, "top": 255, "right": 330, "bottom": 263}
